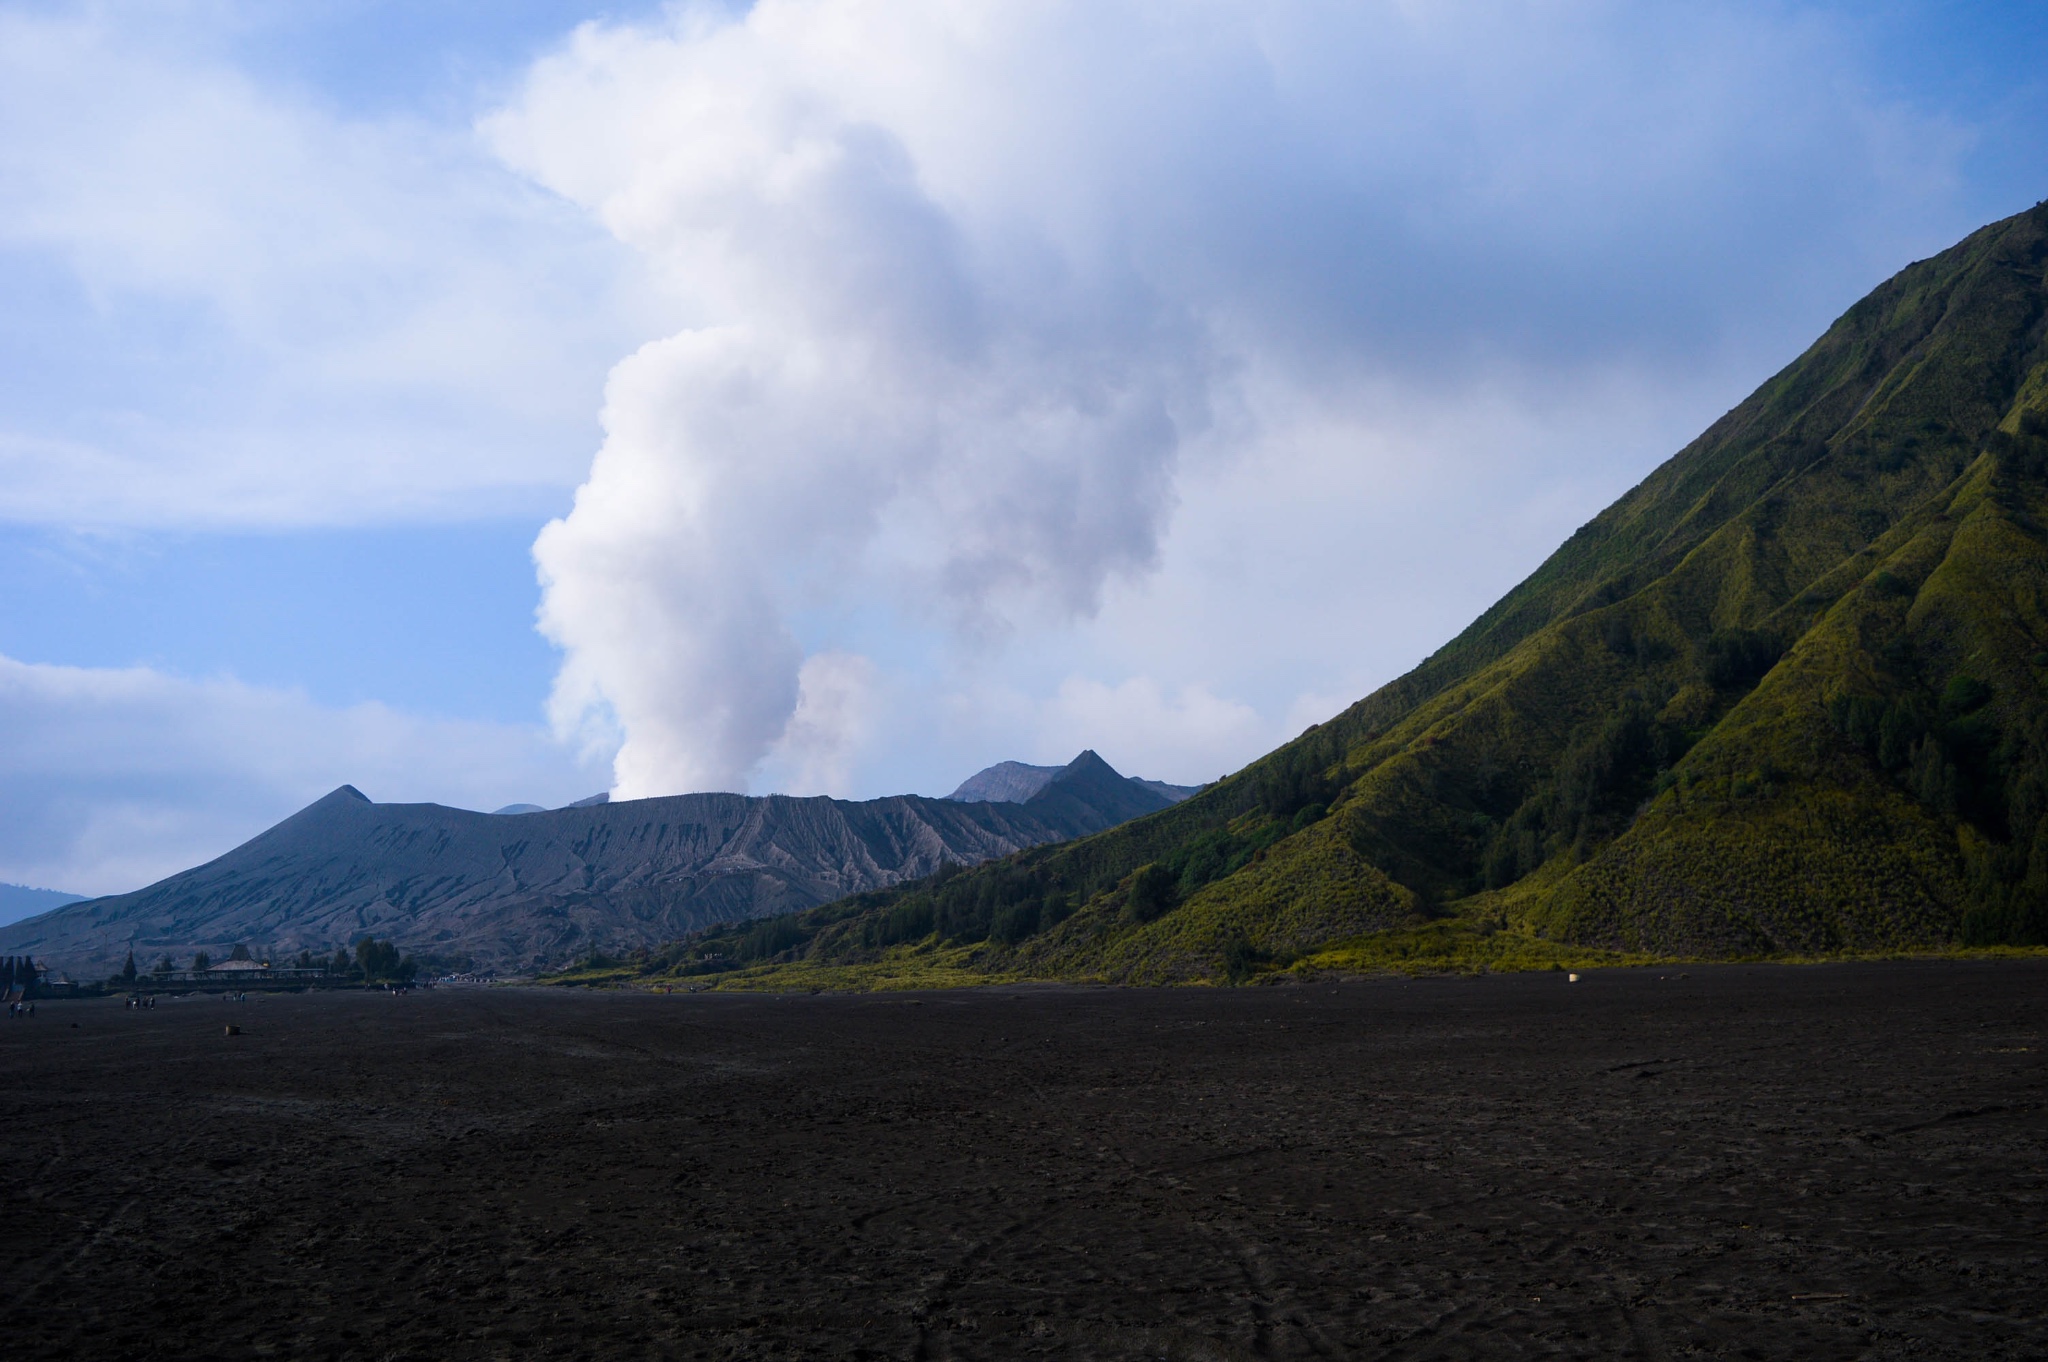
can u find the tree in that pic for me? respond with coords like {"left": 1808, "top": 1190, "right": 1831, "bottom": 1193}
{"left": 329, "top": 948, "right": 353, "bottom": 977}
{"left": 1122, "top": 863, "right": 1177, "bottom": 925}
{"left": 193, "top": 950, "right": 212, "bottom": 971}
{"left": 1699, "top": 628, "right": 1783, "bottom": 691}
{"left": 153, "top": 956, "right": 174, "bottom": 975}
{"left": 354, "top": 937, "right": 412, "bottom": 982}
{"left": 870, "top": 897, "right": 935, "bottom": 947}
{"left": 735, "top": 920, "right": 804, "bottom": 963}
{"left": 120, "top": 951, "right": 137, "bottom": 984}
{"left": 990, "top": 898, "right": 1040, "bottom": 945}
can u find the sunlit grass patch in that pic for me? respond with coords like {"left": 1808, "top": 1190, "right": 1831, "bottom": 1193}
{"left": 1282, "top": 916, "right": 1658, "bottom": 978}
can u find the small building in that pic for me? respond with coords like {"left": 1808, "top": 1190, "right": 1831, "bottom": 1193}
{"left": 207, "top": 959, "right": 274, "bottom": 978}
{"left": 159, "top": 960, "right": 330, "bottom": 987}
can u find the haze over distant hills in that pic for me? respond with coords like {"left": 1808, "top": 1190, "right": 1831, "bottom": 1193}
{"left": 0, "top": 751, "right": 1182, "bottom": 978}
{"left": 0, "top": 884, "right": 85, "bottom": 930}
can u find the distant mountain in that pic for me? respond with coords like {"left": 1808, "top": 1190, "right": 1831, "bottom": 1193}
{"left": 490, "top": 803, "right": 547, "bottom": 816}
{"left": 0, "top": 752, "right": 1173, "bottom": 978}
{"left": 1131, "top": 778, "right": 1205, "bottom": 804}
{"left": 646, "top": 200, "right": 2048, "bottom": 986}
{"left": 948, "top": 759, "right": 1202, "bottom": 806}
{"left": 948, "top": 761, "right": 1062, "bottom": 802}
{"left": 1004, "top": 750, "right": 1183, "bottom": 831}
{"left": 0, "top": 884, "right": 86, "bottom": 930}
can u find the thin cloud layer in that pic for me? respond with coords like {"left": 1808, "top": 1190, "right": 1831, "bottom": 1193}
{"left": 0, "top": 653, "right": 609, "bottom": 897}
{"left": 0, "top": 6, "right": 647, "bottom": 526}
{"left": 494, "top": 0, "right": 1972, "bottom": 798}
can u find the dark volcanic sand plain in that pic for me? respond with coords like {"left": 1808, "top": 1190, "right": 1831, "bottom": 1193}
{"left": 2, "top": 964, "right": 2045, "bottom": 1359}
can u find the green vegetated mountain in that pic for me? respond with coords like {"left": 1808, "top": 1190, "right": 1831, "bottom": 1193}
{"left": 0, "top": 752, "right": 1188, "bottom": 979}
{"left": 616, "top": 199, "right": 2048, "bottom": 991}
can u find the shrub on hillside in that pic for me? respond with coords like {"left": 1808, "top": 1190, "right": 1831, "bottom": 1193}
{"left": 1699, "top": 629, "right": 1784, "bottom": 691}
{"left": 1123, "top": 863, "right": 1177, "bottom": 925}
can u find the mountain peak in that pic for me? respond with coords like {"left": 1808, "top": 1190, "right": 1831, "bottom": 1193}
{"left": 1023, "top": 750, "right": 1174, "bottom": 828}
{"left": 947, "top": 761, "right": 1062, "bottom": 803}
{"left": 948, "top": 751, "right": 1200, "bottom": 814}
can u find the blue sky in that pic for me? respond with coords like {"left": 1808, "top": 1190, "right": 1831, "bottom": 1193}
{"left": 0, "top": 0, "right": 2043, "bottom": 895}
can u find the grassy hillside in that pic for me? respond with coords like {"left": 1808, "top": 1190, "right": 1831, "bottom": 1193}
{"left": 576, "top": 200, "right": 2048, "bottom": 991}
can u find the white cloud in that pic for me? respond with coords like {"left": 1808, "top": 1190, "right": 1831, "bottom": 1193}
{"left": 0, "top": 5, "right": 653, "bottom": 526}
{"left": 491, "top": 0, "right": 1974, "bottom": 799}
{"left": 1067, "top": 359, "right": 1712, "bottom": 708}
{"left": 0, "top": 653, "right": 608, "bottom": 896}
{"left": 762, "top": 650, "right": 881, "bottom": 797}
{"left": 1036, "top": 676, "right": 1269, "bottom": 787}
{"left": 0, "top": 1, "right": 2000, "bottom": 823}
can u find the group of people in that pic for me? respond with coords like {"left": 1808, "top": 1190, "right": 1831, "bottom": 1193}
{"left": 125, "top": 994, "right": 157, "bottom": 1010}
{"left": 7, "top": 1000, "right": 33, "bottom": 1018}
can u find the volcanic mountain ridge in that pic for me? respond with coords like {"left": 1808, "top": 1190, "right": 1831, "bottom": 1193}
{"left": 0, "top": 751, "right": 1187, "bottom": 977}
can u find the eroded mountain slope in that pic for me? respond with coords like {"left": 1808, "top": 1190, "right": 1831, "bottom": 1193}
{"left": 1, "top": 752, "right": 1174, "bottom": 976}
